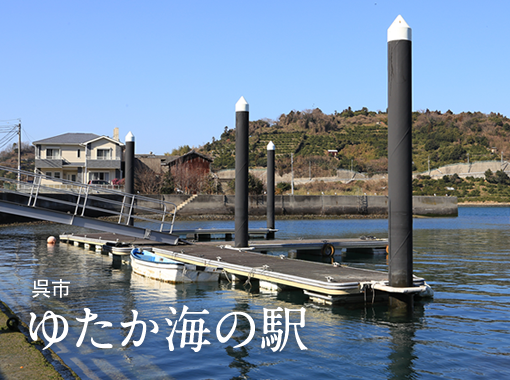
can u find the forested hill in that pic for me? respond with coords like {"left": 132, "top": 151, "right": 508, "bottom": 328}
{"left": 0, "top": 143, "right": 35, "bottom": 173}
{"left": 200, "top": 108, "right": 510, "bottom": 176}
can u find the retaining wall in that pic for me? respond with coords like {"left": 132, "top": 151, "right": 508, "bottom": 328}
{"left": 160, "top": 194, "right": 457, "bottom": 217}
{"left": 0, "top": 193, "right": 457, "bottom": 224}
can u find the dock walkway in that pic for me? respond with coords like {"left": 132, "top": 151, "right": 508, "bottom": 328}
{"left": 60, "top": 233, "right": 428, "bottom": 304}
{"left": 197, "top": 237, "right": 388, "bottom": 255}
{"left": 171, "top": 227, "right": 276, "bottom": 241}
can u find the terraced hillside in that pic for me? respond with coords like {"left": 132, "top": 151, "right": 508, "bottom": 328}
{"left": 200, "top": 108, "right": 510, "bottom": 177}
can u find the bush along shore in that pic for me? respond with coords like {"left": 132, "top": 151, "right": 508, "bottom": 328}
{"left": 413, "top": 171, "right": 510, "bottom": 203}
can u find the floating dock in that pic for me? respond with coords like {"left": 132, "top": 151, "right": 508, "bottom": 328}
{"left": 60, "top": 233, "right": 430, "bottom": 304}
{"left": 171, "top": 227, "right": 277, "bottom": 241}
{"left": 59, "top": 233, "right": 387, "bottom": 256}
{"left": 198, "top": 237, "right": 388, "bottom": 256}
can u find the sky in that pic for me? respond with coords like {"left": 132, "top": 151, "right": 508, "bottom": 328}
{"left": 1, "top": 1, "right": 509, "bottom": 155}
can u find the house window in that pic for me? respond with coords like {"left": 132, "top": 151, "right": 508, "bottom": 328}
{"left": 46, "top": 148, "right": 60, "bottom": 159}
{"left": 45, "top": 172, "right": 52, "bottom": 177}
{"left": 90, "top": 172, "right": 109, "bottom": 182}
{"left": 77, "top": 149, "right": 81, "bottom": 158}
{"left": 97, "top": 149, "right": 111, "bottom": 160}
{"left": 54, "top": 172, "right": 61, "bottom": 179}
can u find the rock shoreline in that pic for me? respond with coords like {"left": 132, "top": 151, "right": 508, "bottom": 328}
{"left": 0, "top": 299, "right": 80, "bottom": 380}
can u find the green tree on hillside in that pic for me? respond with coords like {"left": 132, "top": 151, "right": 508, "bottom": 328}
{"left": 160, "top": 170, "right": 175, "bottom": 194}
{"left": 168, "top": 145, "right": 191, "bottom": 156}
{"left": 197, "top": 108, "right": 510, "bottom": 174}
{"left": 485, "top": 169, "right": 510, "bottom": 185}
{"left": 228, "top": 173, "right": 264, "bottom": 195}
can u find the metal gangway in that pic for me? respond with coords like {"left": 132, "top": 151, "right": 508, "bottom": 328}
{"left": 0, "top": 165, "right": 180, "bottom": 245}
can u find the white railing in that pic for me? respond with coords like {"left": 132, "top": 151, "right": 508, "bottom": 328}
{"left": 42, "top": 184, "right": 125, "bottom": 191}
{"left": 0, "top": 165, "right": 177, "bottom": 234}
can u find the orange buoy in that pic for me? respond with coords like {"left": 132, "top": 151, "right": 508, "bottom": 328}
{"left": 47, "top": 236, "right": 56, "bottom": 245}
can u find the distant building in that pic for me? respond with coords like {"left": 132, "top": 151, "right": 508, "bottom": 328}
{"left": 135, "top": 153, "right": 170, "bottom": 174}
{"left": 164, "top": 150, "right": 211, "bottom": 174}
{"left": 327, "top": 149, "right": 339, "bottom": 157}
{"left": 163, "top": 150, "right": 213, "bottom": 194}
{"left": 33, "top": 131, "right": 125, "bottom": 185}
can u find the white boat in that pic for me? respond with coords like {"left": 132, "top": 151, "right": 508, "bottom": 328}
{"left": 130, "top": 248, "right": 221, "bottom": 283}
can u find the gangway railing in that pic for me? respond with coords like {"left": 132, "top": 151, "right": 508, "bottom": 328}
{"left": 0, "top": 165, "right": 178, "bottom": 236}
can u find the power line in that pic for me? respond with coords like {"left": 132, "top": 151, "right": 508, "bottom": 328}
{"left": 0, "top": 122, "right": 34, "bottom": 146}
{"left": 0, "top": 130, "right": 18, "bottom": 150}
{"left": 0, "top": 130, "right": 18, "bottom": 142}
{"left": 21, "top": 127, "right": 35, "bottom": 145}
{"left": 0, "top": 123, "right": 19, "bottom": 147}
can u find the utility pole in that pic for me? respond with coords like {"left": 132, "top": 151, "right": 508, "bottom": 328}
{"left": 291, "top": 153, "right": 294, "bottom": 195}
{"left": 17, "top": 121, "right": 21, "bottom": 183}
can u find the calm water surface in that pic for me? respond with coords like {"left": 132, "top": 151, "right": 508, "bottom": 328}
{"left": 0, "top": 206, "right": 509, "bottom": 379}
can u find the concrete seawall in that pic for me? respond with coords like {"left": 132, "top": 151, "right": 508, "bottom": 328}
{"left": 160, "top": 194, "right": 458, "bottom": 217}
{"left": 0, "top": 193, "right": 457, "bottom": 224}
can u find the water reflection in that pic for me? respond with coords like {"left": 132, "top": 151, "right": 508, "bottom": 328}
{"left": 0, "top": 208, "right": 509, "bottom": 378}
{"left": 0, "top": 226, "right": 424, "bottom": 380}
{"left": 385, "top": 304, "right": 426, "bottom": 380}
{"left": 223, "top": 298, "right": 256, "bottom": 380}
{"left": 387, "top": 319, "right": 418, "bottom": 380}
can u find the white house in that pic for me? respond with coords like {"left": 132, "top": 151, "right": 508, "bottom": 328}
{"left": 33, "top": 130, "right": 125, "bottom": 186}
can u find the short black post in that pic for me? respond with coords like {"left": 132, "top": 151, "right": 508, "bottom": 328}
{"left": 387, "top": 15, "right": 413, "bottom": 308}
{"left": 125, "top": 131, "right": 135, "bottom": 225}
{"left": 267, "top": 141, "right": 275, "bottom": 239}
{"left": 235, "top": 96, "right": 249, "bottom": 248}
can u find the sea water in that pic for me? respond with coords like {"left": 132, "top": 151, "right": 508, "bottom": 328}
{"left": 0, "top": 206, "right": 509, "bottom": 379}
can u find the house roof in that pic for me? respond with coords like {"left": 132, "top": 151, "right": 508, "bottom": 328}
{"left": 84, "top": 135, "right": 125, "bottom": 146}
{"left": 33, "top": 133, "right": 123, "bottom": 146}
{"left": 135, "top": 154, "right": 169, "bottom": 159}
{"left": 164, "top": 150, "right": 213, "bottom": 166}
{"left": 161, "top": 155, "right": 179, "bottom": 165}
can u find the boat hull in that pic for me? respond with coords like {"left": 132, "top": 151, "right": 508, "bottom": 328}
{"left": 130, "top": 249, "right": 220, "bottom": 283}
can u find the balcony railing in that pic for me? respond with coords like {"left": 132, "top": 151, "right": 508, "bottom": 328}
{"left": 86, "top": 159, "right": 122, "bottom": 169}
{"left": 35, "top": 158, "right": 64, "bottom": 168}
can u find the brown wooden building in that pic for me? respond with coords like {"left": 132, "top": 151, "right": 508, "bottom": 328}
{"left": 164, "top": 150, "right": 213, "bottom": 194}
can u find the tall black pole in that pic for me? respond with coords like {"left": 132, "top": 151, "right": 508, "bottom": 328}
{"left": 267, "top": 141, "right": 275, "bottom": 239}
{"left": 125, "top": 131, "right": 135, "bottom": 226}
{"left": 388, "top": 15, "right": 413, "bottom": 308}
{"left": 235, "top": 96, "right": 249, "bottom": 248}
{"left": 125, "top": 131, "right": 135, "bottom": 195}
